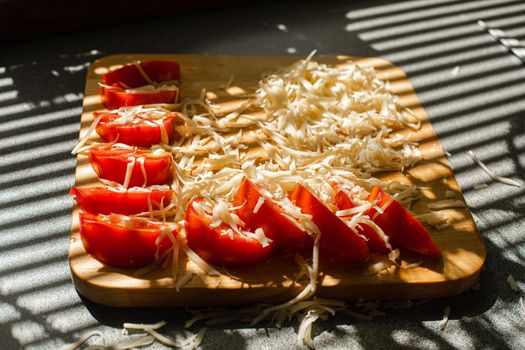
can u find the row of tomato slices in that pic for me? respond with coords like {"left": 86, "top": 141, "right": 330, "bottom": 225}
{"left": 72, "top": 60, "right": 441, "bottom": 270}
{"left": 74, "top": 175, "right": 441, "bottom": 269}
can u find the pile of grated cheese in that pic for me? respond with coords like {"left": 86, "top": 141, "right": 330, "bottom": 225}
{"left": 170, "top": 54, "right": 423, "bottom": 232}
{"left": 151, "top": 53, "right": 434, "bottom": 348}
{"left": 165, "top": 52, "right": 424, "bottom": 234}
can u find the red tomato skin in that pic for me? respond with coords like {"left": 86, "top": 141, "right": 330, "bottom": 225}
{"left": 289, "top": 184, "right": 370, "bottom": 263}
{"left": 367, "top": 186, "right": 441, "bottom": 258}
{"left": 88, "top": 147, "right": 173, "bottom": 187}
{"left": 101, "top": 60, "right": 181, "bottom": 109}
{"left": 334, "top": 190, "right": 390, "bottom": 254}
{"left": 70, "top": 187, "right": 173, "bottom": 215}
{"left": 95, "top": 112, "right": 176, "bottom": 147}
{"left": 101, "top": 87, "right": 179, "bottom": 110}
{"left": 334, "top": 190, "right": 357, "bottom": 210}
{"left": 103, "top": 61, "right": 181, "bottom": 87}
{"left": 185, "top": 198, "right": 275, "bottom": 267}
{"left": 232, "top": 178, "right": 312, "bottom": 249}
{"left": 79, "top": 213, "right": 174, "bottom": 268}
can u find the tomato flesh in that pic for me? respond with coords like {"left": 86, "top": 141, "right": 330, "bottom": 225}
{"left": 334, "top": 190, "right": 390, "bottom": 254}
{"left": 79, "top": 213, "right": 174, "bottom": 268}
{"left": 95, "top": 111, "right": 176, "bottom": 147}
{"left": 232, "top": 178, "right": 312, "bottom": 249}
{"left": 70, "top": 186, "right": 173, "bottom": 215}
{"left": 367, "top": 185, "right": 441, "bottom": 258}
{"left": 185, "top": 198, "right": 275, "bottom": 266}
{"left": 101, "top": 60, "right": 181, "bottom": 109}
{"left": 88, "top": 146, "right": 173, "bottom": 187}
{"left": 289, "top": 184, "right": 370, "bottom": 262}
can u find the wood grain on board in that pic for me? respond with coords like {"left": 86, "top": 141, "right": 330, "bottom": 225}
{"left": 69, "top": 54, "right": 486, "bottom": 307}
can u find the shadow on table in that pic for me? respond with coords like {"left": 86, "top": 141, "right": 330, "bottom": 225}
{"left": 1, "top": 0, "right": 525, "bottom": 349}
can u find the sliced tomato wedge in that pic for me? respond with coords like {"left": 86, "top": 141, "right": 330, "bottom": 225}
{"left": 334, "top": 189, "right": 390, "bottom": 254}
{"left": 88, "top": 145, "right": 173, "bottom": 188}
{"left": 232, "top": 178, "right": 312, "bottom": 249}
{"left": 289, "top": 184, "right": 370, "bottom": 262}
{"left": 185, "top": 198, "right": 275, "bottom": 266}
{"left": 79, "top": 213, "right": 174, "bottom": 268}
{"left": 367, "top": 185, "right": 441, "bottom": 258}
{"left": 70, "top": 186, "right": 173, "bottom": 215}
{"left": 100, "top": 60, "right": 181, "bottom": 109}
{"left": 95, "top": 109, "right": 177, "bottom": 147}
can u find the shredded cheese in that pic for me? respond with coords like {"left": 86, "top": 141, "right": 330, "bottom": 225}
{"left": 507, "top": 274, "right": 519, "bottom": 292}
{"left": 123, "top": 320, "right": 166, "bottom": 330}
{"left": 253, "top": 196, "right": 265, "bottom": 214}
{"left": 440, "top": 305, "right": 451, "bottom": 330}
{"left": 122, "top": 155, "right": 136, "bottom": 189}
{"left": 520, "top": 298, "right": 525, "bottom": 322}
{"left": 71, "top": 113, "right": 105, "bottom": 154}
{"left": 415, "top": 211, "right": 450, "bottom": 230}
{"left": 133, "top": 61, "right": 155, "bottom": 86}
{"left": 427, "top": 199, "right": 466, "bottom": 210}
{"left": 176, "top": 271, "right": 194, "bottom": 292}
{"left": 368, "top": 260, "right": 390, "bottom": 275}
{"left": 59, "top": 331, "right": 103, "bottom": 350}
{"left": 468, "top": 150, "right": 522, "bottom": 187}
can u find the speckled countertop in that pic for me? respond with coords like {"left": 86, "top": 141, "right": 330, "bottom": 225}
{"left": 1, "top": 1, "right": 525, "bottom": 349}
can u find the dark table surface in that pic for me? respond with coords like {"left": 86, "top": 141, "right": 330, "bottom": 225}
{"left": 1, "top": 0, "right": 525, "bottom": 349}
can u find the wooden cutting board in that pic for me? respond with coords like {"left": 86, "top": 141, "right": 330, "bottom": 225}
{"left": 69, "top": 54, "right": 486, "bottom": 307}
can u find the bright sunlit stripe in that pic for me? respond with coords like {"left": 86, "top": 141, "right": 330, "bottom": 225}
{"left": 0, "top": 197, "right": 71, "bottom": 230}
{"left": 354, "top": 2, "right": 525, "bottom": 43}
{"left": 16, "top": 285, "right": 80, "bottom": 315}
{"left": 505, "top": 27, "right": 525, "bottom": 38}
{"left": 401, "top": 46, "right": 504, "bottom": 75}
{"left": 0, "top": 158, "right": 74, "bottom": 188}
{"left": 415, "top": 64, "right": 525, "bottom": 102}
{"left": 513, "top": 134, "right": 525, "bottom": 149}
{"left": 46, "top": 306, "right": 99, "bottom": 333}
{"left": 0, "top": 176, "right": 72, "bottom": 209}
{"left": 0, "top": 237, "right": 66, "bottom": 274}
{"left": 0, "top": 77, "right": 13, "bottom": 88}
{"left": 384, "top": 35, "right": 493, "bottom": 63}
{"left": 52, "top": 93, "right": 83, "bottom": 105}
{"left": 427, "top": 83, "right": 525, "bottom": 120}
{"left": 345, "top": 0, "right": 457, "bottom": 19}
{"left": 480, "top": 14, "right": 525, "bottom": 29}
{"left": 0, "top": 139, "right": 76, "bottom": 169}
{"left": 11, "top": 320, "right": 48, "bottom": 346}
{"left": 345, "top": 0, "right": 523, "bottom": 33}
{"left": 0, "top": 218, "right": 69, "bottom": 249}
{"left": 0, "top": 102, "right": 34, "bottom": 118}
{"left": 0, "top": 302, "right": 21, "bottom": 324}
{"left": 25, "top": 338, "right": 67, "bottom": 350}
{"left": 372, "top": 24, "right": 479, "bottom": 51}
{"left": 439, "top": 122, "right": 513, "bottom": 152}
{"left": 0, "top": 261, "right": 70, "bottom": 295}
{"left": 0, "top": 107, "right": 81, "bottom": 134}
{"left": 0, "top": 121, "right": 78, "bottom": 149}
{"left": 392, "top": 329, "right": 440, "bottom": 350}
{"left": 432, "top": 99, "right": 525, "bottom": 135}
{"left": 0, "top": 90, "right": 18, "bottom": 103}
